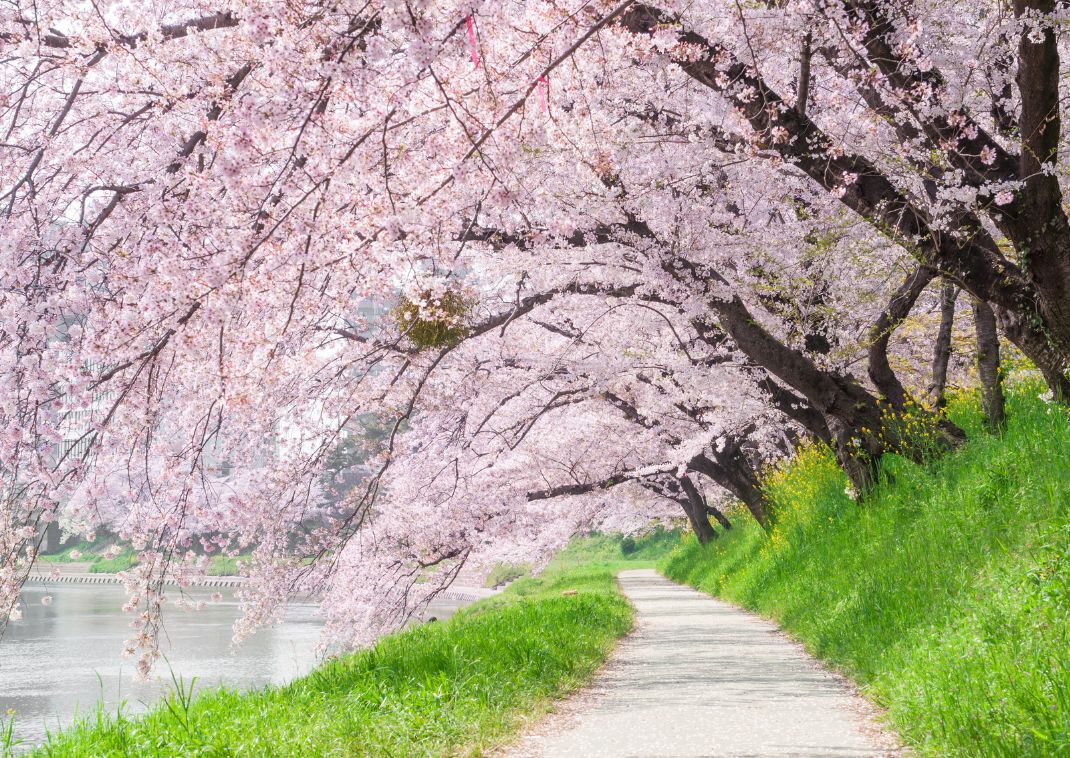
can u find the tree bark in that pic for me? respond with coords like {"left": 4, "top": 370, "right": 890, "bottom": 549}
{"left": 637, "top": 477, "right": 719, "bottom": 544}
{"left": 756, "top": 375, "right": 833, "bottom": 445}
{"left": 973, "top": 299, "right": 1007, "bottom": 432}
{"left": 796, "top": 32, "right": 813, "bottom": 116}
{"left": 868, "top": 265, "right": 937, "bottom": 410}
{"left": 929, "top": 281, "right": 957, "bottom": 408}
{"left": 678, "top": 476, "right": 718, "bottom": 544}
{"left": 705, "top": 291, "right": 885, "bottom": 491}
{"left": 705, "top": 499, "right": 732, "bottom": 532}
{"left": 1012, "top": 0, "right": 1070, "bottom": 362}
{"left": 866, "top": 267, "right": 966, "bottom": 451}
{"left": 690, "top": 448, "right": 771, "bottom": 527}
{"left": 995, "top": 306, "right": 1070, "bottom": 401}
{"left": 621, "top": 4, "right": 1070, "bottom": 377}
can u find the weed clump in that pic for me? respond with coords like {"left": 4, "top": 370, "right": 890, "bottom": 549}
{"left": 393, "top": 285, "right": 471, "bottom": 349}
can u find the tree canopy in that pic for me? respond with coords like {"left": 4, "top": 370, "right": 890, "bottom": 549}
{"left": 2, "top": 0, "right": 1069, "bottom": 670}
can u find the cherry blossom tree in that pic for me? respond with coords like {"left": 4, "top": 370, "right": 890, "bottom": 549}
{"left": 1, "top": 0, "right": 1065, "bottom": 666}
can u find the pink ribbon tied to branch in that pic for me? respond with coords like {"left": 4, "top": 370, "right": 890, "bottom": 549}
{"left": 537, "top": 75, "right": 549, "bottom": 113}
{"left": 466, "top": 16, "right": 480, "bottom": 67}
{"left": 465, "top": 15, "right": 548, "bottom": 114}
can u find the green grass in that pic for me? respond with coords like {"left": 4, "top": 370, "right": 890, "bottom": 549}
{"left": 24, "top": 557, "right": 636, "bottom": 757}
{"left": 206, "top": 554, "right": 247, "bottom": 576}
{"left": 36, "top": 543, "right": 95, "bottom": 563}
{"left": 483, "top": 562, "right": 531, "bottom": 588}
{"left": 549, "top": 526, "right": 682, "bottom": 570}
{"left": 39, "top": 547, "right": 247, "bottom": 576}
{"left": 481, "top": 527, "right": 682, "bottom": 588}
{"left": 86, "top": 552, "right": 138, "bottom": 573}
{"left": 661, "top": 385, "right": 1070, "bottom": 756}
{"left": 38, "top": 542, "right": 137, "bottom": 573}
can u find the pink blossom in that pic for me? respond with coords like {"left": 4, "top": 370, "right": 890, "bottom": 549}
{"left": 0, "top": 0, "right": 1065, "bottom": 669}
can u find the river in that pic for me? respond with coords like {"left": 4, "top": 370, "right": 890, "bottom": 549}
{"left": 0, "top": 583, "right": 323, "bottom": 752}
{"left": 1, "top": 578, "right": 491, "bottom": 752}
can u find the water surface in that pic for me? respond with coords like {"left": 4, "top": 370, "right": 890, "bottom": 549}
{"left": 1, "top": 583, "right": 322, "bottom": 751}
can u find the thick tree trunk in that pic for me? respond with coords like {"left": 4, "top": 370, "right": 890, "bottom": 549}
{"left": 706, "top": 291, "right": 886, "bottom": 492}
{"left": 973, "top": 299, "right": 1007, "bottom": 432}
{"left": 690, "top": 449, "right": 771, "bottom": 527}
{"left": 824, "top": 417, "right": 881, "bottom": 494}
{"left": 1028, "top": 242, "right": 1070, "bottom": 367}
{"left": 929, "top": 281, "right": 957, "bottom": 408}
{"left": 1013, "top": 0, "right": 1070, "bottom": 365}
{"left": 756, "top": 375, "right": 833, "bottom": 445}
{"left": 623, "top": 4, "right": 1070, "bottom": 387}
{"left": 996, "top": 307, "right": 1070, "bottom": 401}
{"left": 678, "top": 476, "right": 718, "bottom": 544}
{"left": 638, "top": 478, "right": 717, "bottom": 544}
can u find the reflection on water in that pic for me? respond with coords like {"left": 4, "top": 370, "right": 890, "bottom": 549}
{"left": 0, "top": 584, "right": 323, "bottom": 751}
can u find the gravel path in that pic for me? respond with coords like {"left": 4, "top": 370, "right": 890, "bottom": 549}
{"left": 502, "top": 569, "right": 899, "bottom": 758}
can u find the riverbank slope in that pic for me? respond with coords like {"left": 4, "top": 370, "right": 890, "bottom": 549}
{"left": 16, "top": 534, "right": 670, "bottom": 757}
{"left": 662, "top": 387, "right": 1070, "bottom": 756}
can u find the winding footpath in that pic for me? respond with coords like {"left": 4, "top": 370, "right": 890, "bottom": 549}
{"left": 504, "top": 570, "right": 898, "bottom": 758}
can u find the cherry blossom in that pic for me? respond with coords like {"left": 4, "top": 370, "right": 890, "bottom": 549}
{"left": 1, "top": 0, "right": 1068, "bottom": 667}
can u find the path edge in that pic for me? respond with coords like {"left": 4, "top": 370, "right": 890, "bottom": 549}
{"left": 491, "top": 570, "right": 648, "bottom": 757}
{"left": 495, "top": 568, "right": 905, "bottom": 757}
{"left": 656, "top": 569, "right": 906, "bottom": 756}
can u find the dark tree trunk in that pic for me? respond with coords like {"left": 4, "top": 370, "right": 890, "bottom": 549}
{"left": 867, "top": 266, "right": 966, "bottom": 450}
{"left": 678, "top": 476, "right": 718, "bottom": 544}
{"left": 637, "top": 478, "right": 716, "bottom": 544}
{"left": 996, "top": 306, "right": 1070, "bottom": 401}
{"left": 690, "top": 448, "right": 771, "bottom": 527}
{"left": 706, "top": 498, "right": 732, "bottom": 532}
{"left": 824, "top": 418, "right": 881, "bottom": 494}
{"left": 756, "top": 375, "right": 832, "bottom": 445}
{"left": 929, "top": 281, "right": 958, "bottom": 408}
{"left": 796, "top": 32, "right": 812, "bottom": 116}
{"left": 623, "top": 4, "right": 1070, "bottom": 387}
{"left": 869, "top": 265, "right": 936, "bottom": 410}
{"left": 706, "top": 291, "right": 886, "bottom": 492}
{"left": 1012, "top": 0, "right": 1070, "bottom": 364}
{"left": 973, "top": 299, "right": 1007, "bottom": 432}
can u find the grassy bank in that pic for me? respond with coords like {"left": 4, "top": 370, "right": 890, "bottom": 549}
{"left": 483, "top": 527, "right": 681, "bottom": 588}
{"left": 22, "top": 554, "right": 638, "bottom": 756}
{"left": 38, "top": 547, "right": 247, "bottom": 576}
{"left": 551, "top": 527, "right": 680, "bottom": 569}
{"left": 662, "top": 386, "right": 1070, "bottom": 756}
